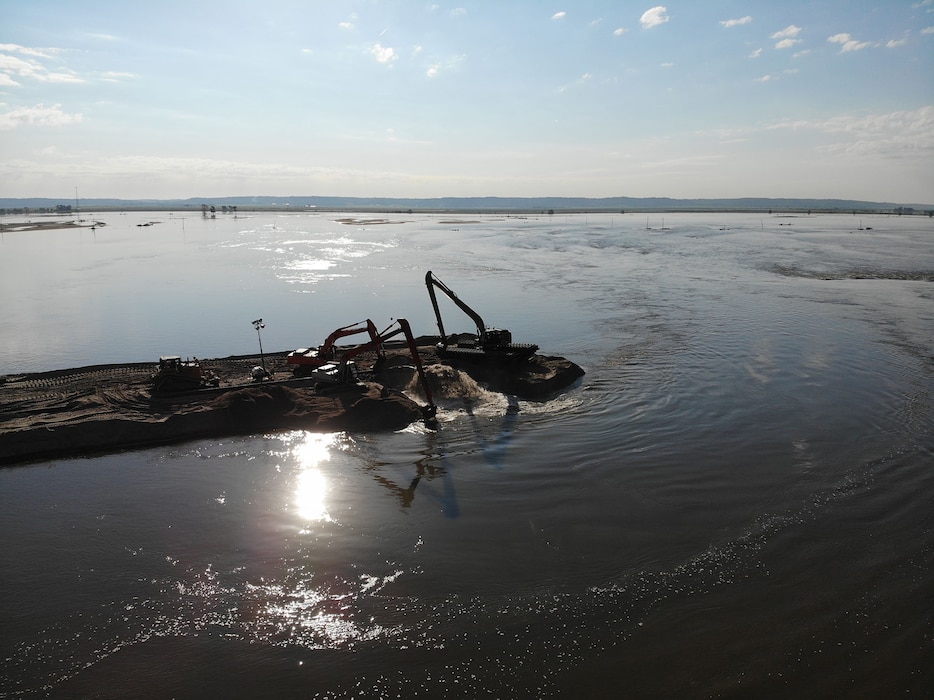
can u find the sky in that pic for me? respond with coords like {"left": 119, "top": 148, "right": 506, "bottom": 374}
{"left": 1, "top": 1, "right": 932, "bottom": 203}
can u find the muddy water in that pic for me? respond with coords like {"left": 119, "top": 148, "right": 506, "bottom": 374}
{"left": 1, "top": 211, "right": 932, "bottom": 697}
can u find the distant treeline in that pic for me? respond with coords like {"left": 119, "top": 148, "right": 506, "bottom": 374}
{"left": 2, "top": 195, "right": 932, "bottom": 215}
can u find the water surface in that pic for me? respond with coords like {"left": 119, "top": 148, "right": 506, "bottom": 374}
{"left": 1, "top": 211, "right": 932, "bottom": 697}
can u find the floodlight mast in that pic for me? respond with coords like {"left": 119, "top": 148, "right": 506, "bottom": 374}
{"left": 252, "top": 318, "right": 267, "bottom": 373}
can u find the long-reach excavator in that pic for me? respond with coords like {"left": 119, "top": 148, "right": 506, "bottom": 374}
{"left": 425, "top": 271, "right": 538, "bottom": 363}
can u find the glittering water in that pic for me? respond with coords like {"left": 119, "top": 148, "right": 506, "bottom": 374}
{"left": 1, "top": 211, "right": 932, "bottom": 697}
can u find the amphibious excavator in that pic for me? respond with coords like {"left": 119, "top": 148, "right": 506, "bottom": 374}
{"left": 425, "top": 271, "right": 538, "bottom": 363}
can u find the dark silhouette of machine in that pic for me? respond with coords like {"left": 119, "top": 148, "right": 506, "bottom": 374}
{"left": 425, "top": 271, "right": 538, "bottom": 363}
{"left": 150, "top": 356, "right": 220, "bottom": 393}
{"left": 289, "top": 318, "right": 436, "bottom": 419}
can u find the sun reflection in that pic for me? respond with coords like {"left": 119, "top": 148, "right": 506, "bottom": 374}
{"left": 292, "top": 433, "right": 339, "bottom": 522}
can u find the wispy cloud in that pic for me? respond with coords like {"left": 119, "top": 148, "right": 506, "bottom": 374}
{"left": 640, "top": 6, "right": 669, "bottom": 30}
{"left": 0, "top": 103, "right": 83, "bottom": 130}
{"left": 0, "top": 44, "right": 84, "bottom": 84}
{"left": 749, "top": 48, "right": 763, "bottom": 58}
{"left": 921, "top": 26, "right": 934, "bottom": 34}
{"left": 613, "top": 27, "right": 629, "bottom": 37}
{"left": 0, "top": 43, "right": 59, "bottom": 58}
{"left": 886, "top": 38, "right": 908, "bottom": 48}
{"left": 827, "top": 33, "right": 874, "bottom": 52}
{"left": 424, "top": 53, "right": 465, "bottom": 79}
{"left": 767, "top": 105, "right": 934, "bottom": 159}
{"left": 552, "top": 11, "right": 566, "bottom": 21}
{"left": 721, "top": 16, "right": 752, "bottom": 28}
{"left": 100, "top": 71, "right": 136, "bottom": 82}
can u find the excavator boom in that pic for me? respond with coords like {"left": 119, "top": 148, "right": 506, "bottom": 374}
{"left": 424, "top": 271, "right": 538, "bottom": 363}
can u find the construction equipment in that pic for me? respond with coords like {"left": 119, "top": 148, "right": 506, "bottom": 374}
{"left": 287, "top": 319, "right": 382, "bottom": 376}
{"left": 289, "top": 318, "right": 437, "bottom": 419}
{"left": 150, "top": 356, "right": 219, "bottom": 393}
{"left": 425, "top": 271, "right": 538, "bottom": 363}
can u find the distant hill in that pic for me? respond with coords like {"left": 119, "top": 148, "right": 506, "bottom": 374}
{"left": 2, "top": 195, "right": 932, "bottom": 213}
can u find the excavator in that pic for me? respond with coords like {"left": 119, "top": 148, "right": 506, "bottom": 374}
{"left": 287, "top": 319, "right": 382, "bottom": 376}
{"left": 290, "top": 318, "right": 437, "bottom": 419}
{"left": 425, "top": 271, "right": 538, "bottom": 363}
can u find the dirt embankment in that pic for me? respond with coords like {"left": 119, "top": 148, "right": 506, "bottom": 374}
{"left": 0, "top": 345, "right": 584, "bottom": 466}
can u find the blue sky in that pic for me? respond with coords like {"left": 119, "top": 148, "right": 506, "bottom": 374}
{"left": 1, "top": 1, "right": 932, "bottom": 203}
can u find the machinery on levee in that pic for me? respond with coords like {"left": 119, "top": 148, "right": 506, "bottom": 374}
{"left": 425, "top": 271, "right": 538, "bottom": 363}
{"left": 290, "top": 318, "right": 437, "bottom": 419}
{"left": 287, "top": 319, "right": 382, "bottom": 376}
{"left": 150, "top": 356, "right": 220, "bottom": 393}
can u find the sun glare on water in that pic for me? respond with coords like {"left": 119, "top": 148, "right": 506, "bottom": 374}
{"left": 291, "top": 432, "right": 341, "bottom": 522}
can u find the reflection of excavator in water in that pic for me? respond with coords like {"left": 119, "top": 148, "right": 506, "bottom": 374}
{"left": 288, "top": 318, "right": 437, "bottom": 419}
{"left": 425, "top": 271, "right": 538, "bottom": 364}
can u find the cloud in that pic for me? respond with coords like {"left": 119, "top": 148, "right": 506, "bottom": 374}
{"left": 775, "top": 38, "right": 801, "bottom": 49}
{"left": 552, "top": 11, "right": 566, "bottom": 21}
{"left": 640, "top": 6, "right": 669, "bottom": 30}
{"left": 100, "top": 71, "right": 136, "bottom": 82}
{"left": 451, "top": 7, "right": 467, "bottom": 17}
{"left": 0, "top": 103, "right": 83, "bottom": 130}
{"left": 771, "top": 25, "right": 802, "bottom": 39}
{"left": 423, "top": 53, "right": 465, "bottom": 79}
{"left": 921, "top": 26, "right": 934, "bottom": 34}
{"left": 766, "top": 105, "right": 934, "bottom": 159}
{"left": 338, "top": 21, "right": 354, "bottom": 29}
{"left": 827, "top": 33, "right": 874, "bottom": 52}
{"left": 0, "top": 44, "right": 84, "bottom": 84}
{"left": 886, "top": 38, "right": 907, "bottom": 48}
{"left": 613, "top": 27, "right": 629, "bottom": 36}
{"left": 0, "top": 73, "right": 19, "bottom": 87}
{"left": 0, "top": 43, "right": 58, "bottom": 58}
{"left": 721, "top": 16, "right": 752, "bottom": 28}
{"left": 749, "top": 48, "right": 763, "bottom": 58}
{"left": 370, "top": 43, "right": 397, "bottom": 64}
{"left": 755, "top": 74, "right": 774, "bottom": 83}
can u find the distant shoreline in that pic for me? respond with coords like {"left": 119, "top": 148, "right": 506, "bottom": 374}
{"left": 2, "top": 207, "right": 932, "bottom": 227}
{"left": 3, "top": 194, "right": 932, "bottom": 217}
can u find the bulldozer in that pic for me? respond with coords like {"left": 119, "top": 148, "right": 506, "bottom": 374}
{"left": 150, "top": 356, "right": 219, "bottom": 393}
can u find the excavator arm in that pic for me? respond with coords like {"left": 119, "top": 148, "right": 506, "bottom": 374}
{"left": 339, "top": 318, "right": 436, "bottom": 419}
{"left": 425, "top": 271, "right": 487, "bottom": 343}
{"left": 288, "top": 319, "right": 382, "bottom": 369}
{"left": 423, "top": 270, "right": 538, "bottom": 362}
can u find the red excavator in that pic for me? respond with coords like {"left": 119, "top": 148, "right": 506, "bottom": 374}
{"left": 290, "top": 318, "right": 437, "bottom": 419}
{"left": 425, "top": 271, "right": 538, "bottom": 363}
{"left": 287, "top": 319, "right": 382, "bottom": 375}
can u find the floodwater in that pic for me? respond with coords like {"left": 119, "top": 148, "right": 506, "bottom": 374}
{"left": 1, "top": 210, "right": 932, "bottom": 698}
